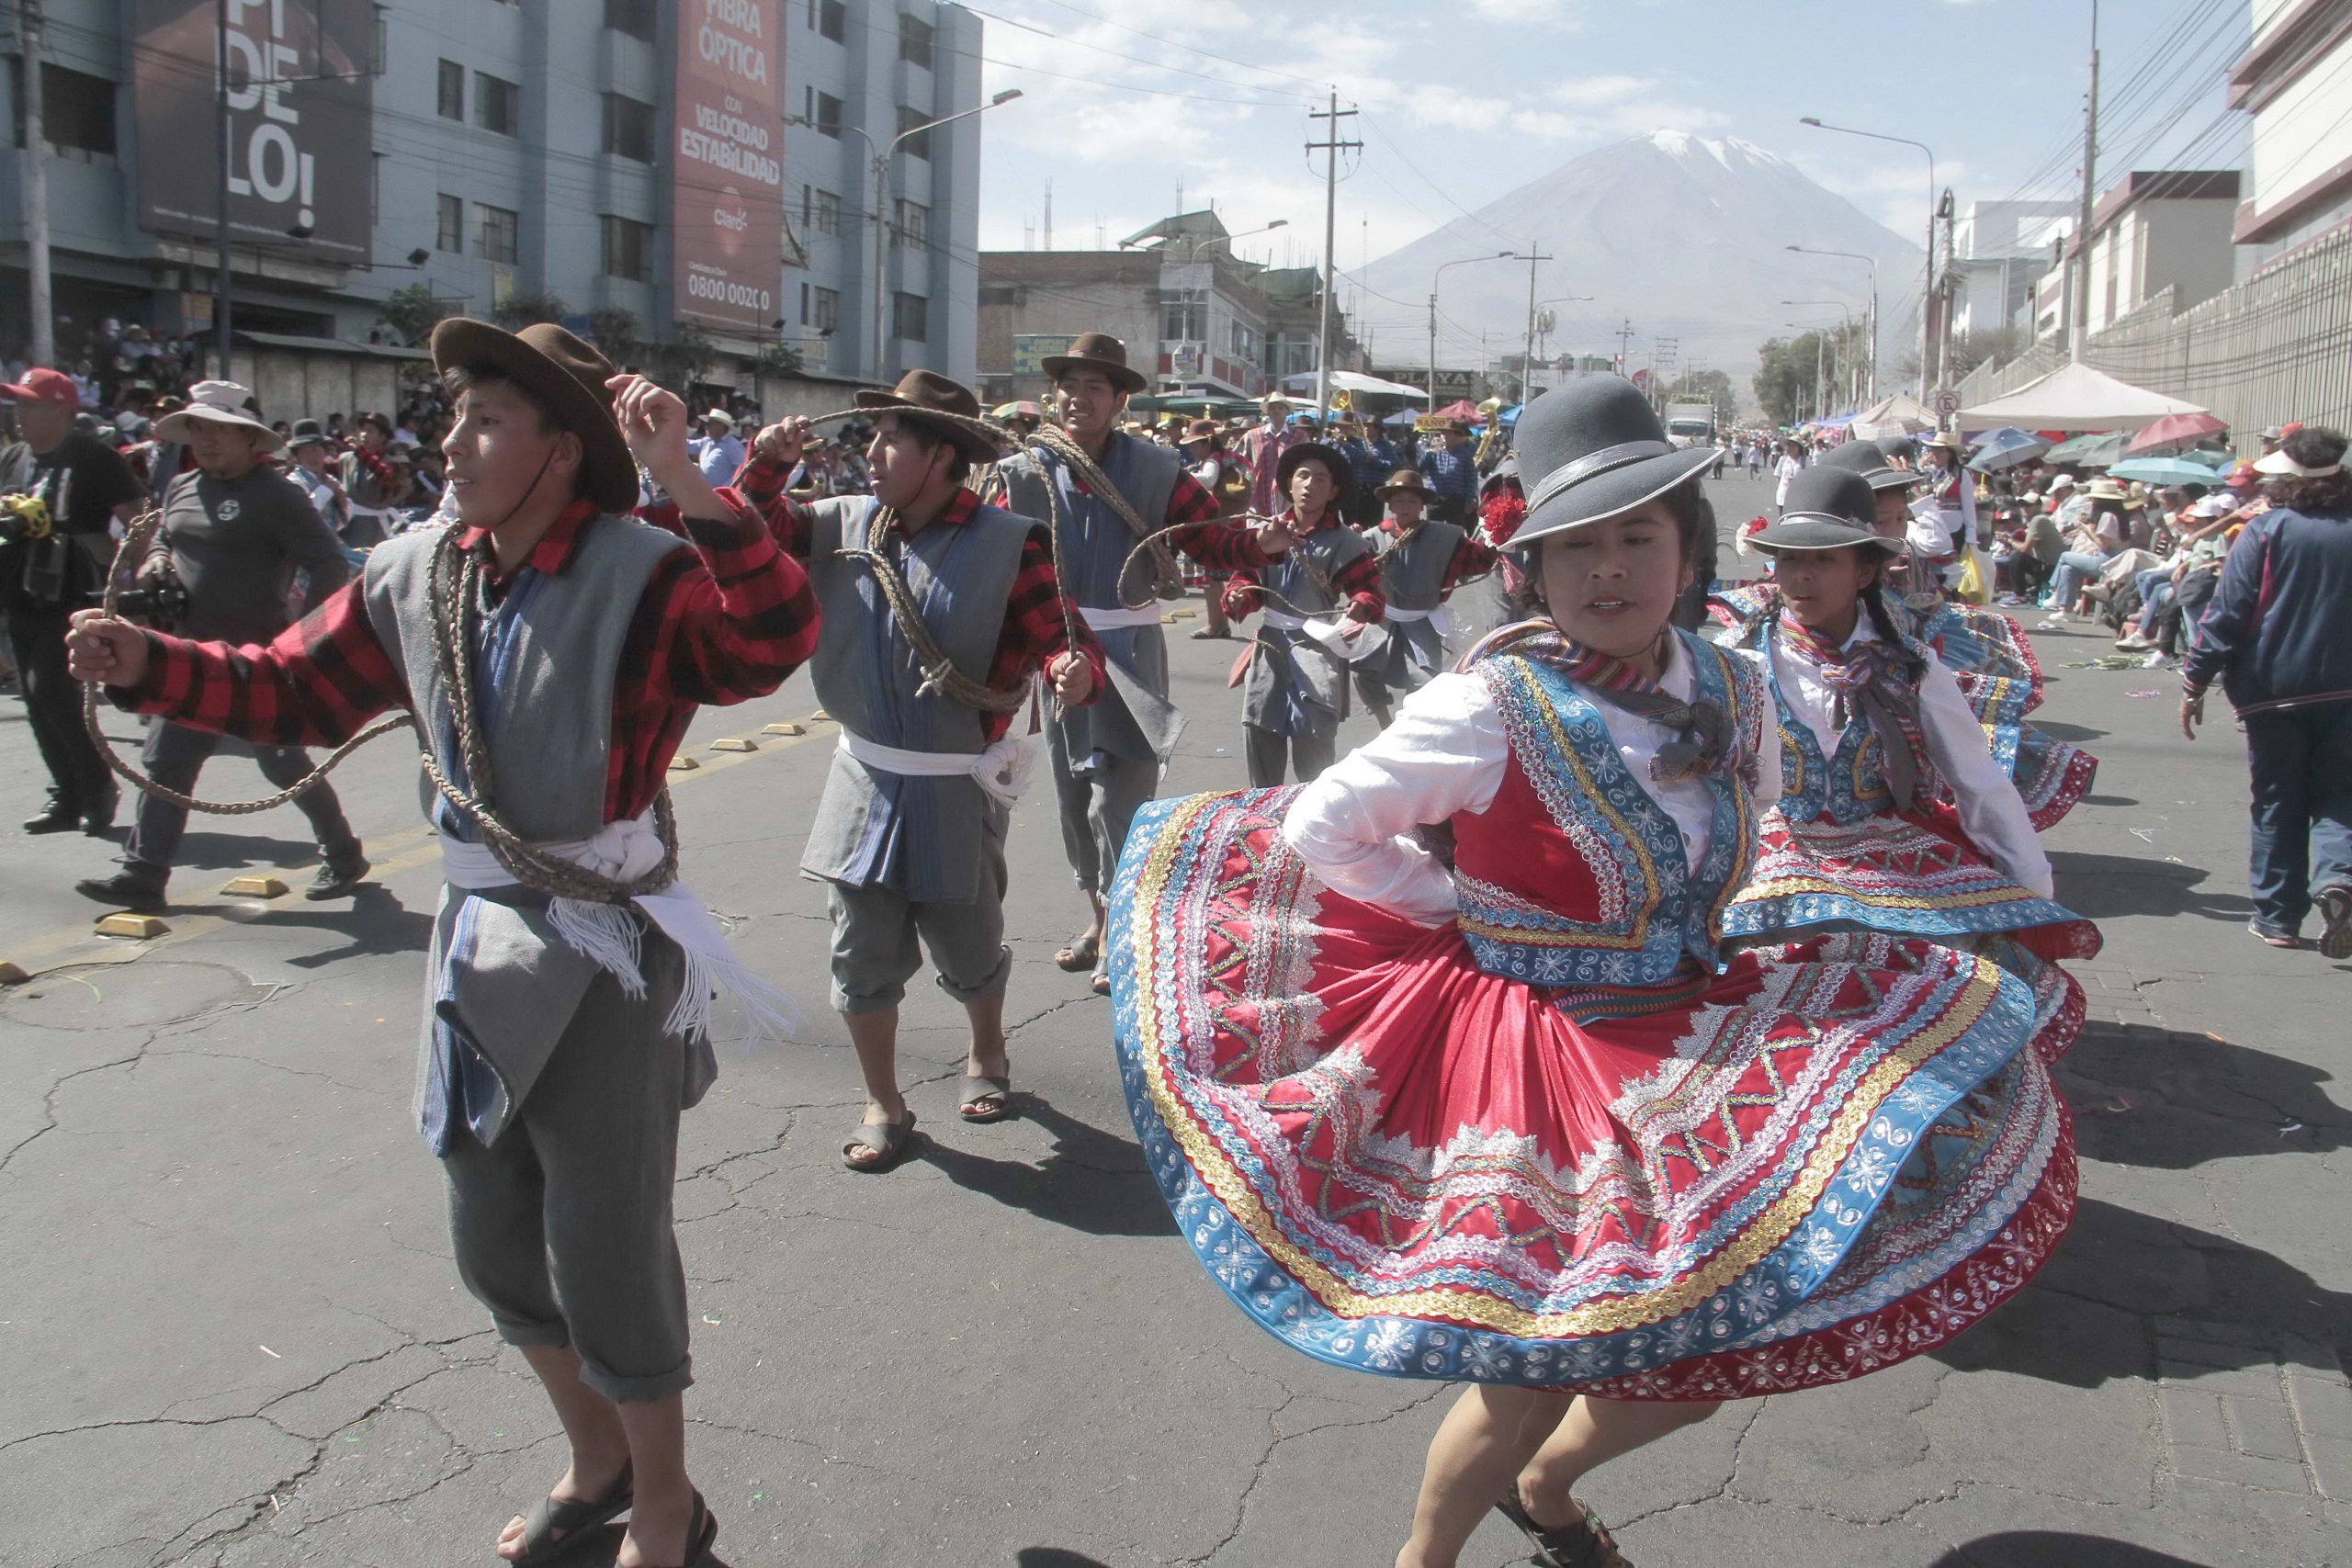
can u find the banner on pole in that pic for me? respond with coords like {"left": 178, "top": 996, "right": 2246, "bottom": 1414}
{"left": 671, "top": 0, "right": 784, "bottom": 334}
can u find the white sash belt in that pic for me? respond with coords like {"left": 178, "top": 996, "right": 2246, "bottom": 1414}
{"left": 1261, "top": 608, "right": 1309, "bottom": 632}
{"left": 1080, "top": 604, "right": 1165, "bottom": 630}
{"left": 839, "top": 729, "right": 1035, "bottom": 807}
{"left": 438, "top": 811, "right": 798, "bottom": 1043}
{"left": 1385, "top": 604, "right": 1453, "bottom": 637}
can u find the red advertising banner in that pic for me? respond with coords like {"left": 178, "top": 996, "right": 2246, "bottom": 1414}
{"left": 672, "top": 0, "right": 783, "bottom": 335}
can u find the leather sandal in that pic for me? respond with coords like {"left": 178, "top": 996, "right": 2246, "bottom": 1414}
{"left": 959, "top": 1073, "right": 1013, "bottom": 1122}
{"left": 1054, "top": 932, "right": 1101, "bottom": 972}
{"left": 841, "top": 1110, "right": 919, "bottom": 1173}
{"left": 1493, "top": 1484, "right": 1630, "bottom": 1568}
{"left": 505, "top": 1461, "right": 632, "bottom": 1565}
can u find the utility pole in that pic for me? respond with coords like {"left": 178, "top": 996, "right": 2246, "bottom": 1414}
{"left": 1517, "top": 248, "right": 1551, "bottom": 403}
{"left": 18, "top": 0, "right": 52, "bottom": 366}
{"left": 2072, "top": 1, "right": 2100, "bottom": 361}
{"left": 1614, "top": 319, "right": 1634, "bottom": 376}
{"left": 215, "top": 0, "right": 234, "bottom": 375}
{"left": 1306, "top": 91, "right": 1359, "bottom": 423}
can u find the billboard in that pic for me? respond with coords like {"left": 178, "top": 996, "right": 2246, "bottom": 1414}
{"left": 131, "top": 0, "right": 375, "bottom": 265}
{"left": 672, "top": 0, "right": 783, "bottom": 335}
{"left": 1011, "top": 334, "right": 1078, "bottom": 377}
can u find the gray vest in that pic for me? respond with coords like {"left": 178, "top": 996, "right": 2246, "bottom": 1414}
{"left": 361, "top": 516, "right": 706, "bottom": 1147}
{"left": 1380, "top": 521, "right": 1465, "bottom": 613}
{"left": 800, "top": 495, "right": 1033, "bottom": 902}
{"left": 992, "top": 434, "right": 1183, "bottom": 765}
{"left": 1242, "top": 520, "right": 1374, "bottom": 733}
{"left": 991, "top": 432, "right": 1181, "bottom": 610}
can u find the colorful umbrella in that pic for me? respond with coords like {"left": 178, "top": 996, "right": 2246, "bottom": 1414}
{"left": 1966, "top": 428, "right": 2050, "bottom": 472}
{"left": 2109, "top": 456, "right": 2230, "bottom": 487}
{"left": 2125, "top": 412, "right": 2227, "bottom": 456}
{"left": 2043, "top": 432, "right": 2129, "bottom": 468}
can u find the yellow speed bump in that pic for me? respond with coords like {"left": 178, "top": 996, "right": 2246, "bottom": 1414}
{"left": 708, "top": 738, "right": 758, "bottom": 753}
{"left": 96, "top": 913, "right": 168, "bottom": 940}
{"left": 667, "top": 755, "right": 700, "bottom": 772}
{"left": 221, "top": 875, "right": 288, "bottom": 898}
{"left": 761, "top": 722, "right": 806, "bottom": 737}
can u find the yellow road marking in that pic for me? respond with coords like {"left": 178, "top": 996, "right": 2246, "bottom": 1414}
{"left": 1, "top": 713, "right": 834, "bottom": 981}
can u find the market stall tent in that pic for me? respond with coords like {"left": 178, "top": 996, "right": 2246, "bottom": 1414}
{"left": 1957, "top": 361, "right": 2208, "bottom": 433}
{"left": 1850, "top": 393, "right": 1936, "bottom": 439}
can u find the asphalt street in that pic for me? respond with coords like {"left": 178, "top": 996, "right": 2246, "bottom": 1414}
{"left": 3, "top": 469, "right": 2346, "bottom": 1567}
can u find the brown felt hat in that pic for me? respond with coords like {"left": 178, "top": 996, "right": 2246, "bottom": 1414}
{"left": 1375, "top": 468, "right": 1432, "bottom": 500}
{"left": 854, "top": 368, "right": 1003, "bottom": 466}
{"left": 1181, "top": 418, "right": 1222, "bottom": 445}
{"left": 429, "top": 319, "right": 637, "bottom": 513}
{"left": 1040, "top": 332, "right": 1148, "bottom": 395}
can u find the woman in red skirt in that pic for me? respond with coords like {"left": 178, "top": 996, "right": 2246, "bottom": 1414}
{"left": 1109, "top": 379, "right": 2075, "bottom": 1567}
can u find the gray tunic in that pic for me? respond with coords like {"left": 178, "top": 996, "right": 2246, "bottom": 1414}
{"left": 360, "top": 514, "right": 701, "bottom": 1150}
{"left": 1373, "top": 520, "right": 1467, "bottom": 691}
{"left": 799, "top": 494, "right": 1033, "bottom": 904}
{"left": 1241, "top": 521, "right": 1375, "bottom": 735}
{"left": 993, "top": 433, "right": 1183, "bottom": 765}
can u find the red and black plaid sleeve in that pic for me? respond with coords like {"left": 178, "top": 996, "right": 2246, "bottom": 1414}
{"left": 119, "top": 577, "right": 410, "bottom": 746}
{"left": 978, "top": 529, "right": 1106, "bottom": 742}
{"left": 1444, "top": 530, "right": 1499, "bottom": 590}
{"left": 1335, "top": 543, "right": 1386, "bottom": 620}
{"left": 606, "top": 491, "right": 820, "bottom": 818}
{"left": 1160, "top": 468, "right": 1271, "bottom": 571}
{"left": 724, "top": 456, "right": 819, "bottom": 558}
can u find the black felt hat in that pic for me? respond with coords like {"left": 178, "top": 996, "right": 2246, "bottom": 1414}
{"left": 1750, "top": 467, "right": 1903, "bottom": 554}
{"left": 1510, "top": 378, "right": 1717, "bottom": 547}
{"left": 1275, "top": 439, "right": 1351, "bottom": 502}
{"left": 1818, "top": 440, "right": 1918, "bottom": 491}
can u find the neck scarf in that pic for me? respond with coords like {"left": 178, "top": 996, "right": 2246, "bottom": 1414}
{"left": 1468, "top": 619, "right": 1733, "bottom": 783}
{"left": 1776, "top": 611, "right": 1933, "bottom": 809}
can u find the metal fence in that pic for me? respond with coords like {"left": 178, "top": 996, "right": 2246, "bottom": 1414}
{"left": 1954, "top": 221, "right": 2352, "bottom": 449}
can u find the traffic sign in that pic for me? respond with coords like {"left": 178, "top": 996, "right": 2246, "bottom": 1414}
{"left": 1933, "top": 387, "right": 1961, "bottom": 417}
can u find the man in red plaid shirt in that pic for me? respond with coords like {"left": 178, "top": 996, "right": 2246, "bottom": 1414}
{"left": 71, "top": 320, "right": 815, "bottom": 1568}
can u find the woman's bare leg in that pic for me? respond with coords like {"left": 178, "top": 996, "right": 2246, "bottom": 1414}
{"left": 1395, "top": 1384, "right": 1573, "bottom": 1568}
{"left": 1514, "top": 1395, "right": 1723, "bottom": 1527}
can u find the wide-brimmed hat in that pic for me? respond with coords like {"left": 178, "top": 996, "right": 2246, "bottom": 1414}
{"left": 702, "top": 407, "right": 734, "bottom": 428}
{"left": 1375, "top": 468, "right": 1432, "bottom": 500}
{"left": 286, "top": 417, "right": 331, "bottom": 451}
{"left": 1875, "top": 435, "right": 1920, "bottom": 466}
{"left": 1040, "top": 332, "right": 1148, "bottom": 395}
{"left": 1509, "top": 377, "right": 1717, "bottom": 547}
{"left": 1818, "top": 440, "right": 1917, "bottom": 491}
{"left": 432, "top": 319, "right": 636, "bottom": 513}
{"left": 1750, "top": 467, "right": 1903, "bottom": 555}
{"left": 1260, "top": 389, "right": 1294, "bottom": 408}
{"left": 153, "top": 379, "right": 285, "bottom": 453}
{"left": 2084, "top": 478, "right": 2128, "bottom": 502}
{"left": 1275, "top": 440, "right": 1351, "bottom": 502}
{"left": 1180, "top": 418, "right": 1222, "bottom": 445}
{"left": 1924, "top": 430, "right": 1965, "bottom": 453}
{"left": 1482, "top": 454, "right": 1521, "bottom": 489}
{"left": 1439, "top": 419, "right": 1474, "bottom": 437}
{"left": 853, "top": 368, "right": 1002, "bottom": 466}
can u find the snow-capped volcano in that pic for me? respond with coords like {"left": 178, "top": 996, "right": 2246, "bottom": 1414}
{"left": 1357, "top": 130, "right": 1923, "bottom": 386}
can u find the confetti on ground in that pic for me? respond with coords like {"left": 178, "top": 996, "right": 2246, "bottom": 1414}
{"left": 2126, "top": 689, "right": 2163, "bottom": 697}
{"left": 2130, "top": 828, "right": 2157, "bottom": 841}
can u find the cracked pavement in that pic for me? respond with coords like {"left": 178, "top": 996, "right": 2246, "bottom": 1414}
{"left": 4, "top": 476, "right": 2347, "bottom": 1565}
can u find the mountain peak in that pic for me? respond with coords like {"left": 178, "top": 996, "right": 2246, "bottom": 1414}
{"left": 1643, "top": 130, "right": 1792, "bottom": 174}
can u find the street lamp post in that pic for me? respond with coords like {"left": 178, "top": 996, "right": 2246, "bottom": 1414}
{"left": 1429, "top": 252, "right": 1516, "bottom": 412}
{"left": 1782, "top": 301, "right": 1853, "bottom": 410}
{"left": 1529, "top": 295, "right": 1594, "bottom": 388}
{"left": 1125, "top": 221, "right": 1288, "bottom": 393}
{"left": 1799, "top": 118, "right": 1935, "bottom": 401}
{"left": 1785, "top": 243, "right": 1878, "bottom": 402}
{"left": 794, "top": 88, "right": 1021, "bottom": 385}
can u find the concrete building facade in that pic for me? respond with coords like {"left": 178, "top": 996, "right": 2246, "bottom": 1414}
{"left": 0, "top": 0, "right": 986, "bottom": 411}
{"left": 2230, "top": 0, "right": 2352, "bottom": 259}
{"left": 2030, "top": 171, "right": 2241, "bottom": 342}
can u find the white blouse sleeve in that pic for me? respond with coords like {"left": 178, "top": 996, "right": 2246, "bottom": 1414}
{"left": 1734, "top": 647, "right": 1782, "bottom": 829}
{"left": 1281, "top": 671, "right": 1508, "bottom": 926}
{"left": 1917, "top": 659, "right": 2054, "bottom": 898}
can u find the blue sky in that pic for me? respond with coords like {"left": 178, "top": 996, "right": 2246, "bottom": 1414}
{"left": 967, "top": 0, "right": 2251, "bottom": 277}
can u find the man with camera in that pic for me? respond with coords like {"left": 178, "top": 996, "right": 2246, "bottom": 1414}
{"left": 2, "top": 367, "right": 145, "bottom": 833}
{"left": 74, "top": 381, "right": 368, "bottom": 912}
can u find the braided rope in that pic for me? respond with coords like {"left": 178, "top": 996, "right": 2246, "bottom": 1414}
{"left": 83, "top": 508, "right": 416, "bottom": 815}
{"left": 834, "top": 501, "right": 1025, "bottom": 715}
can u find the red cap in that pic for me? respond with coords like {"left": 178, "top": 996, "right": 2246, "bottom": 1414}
{"left": 0, "top": 367, "right": 79, "bottom": 410}
{"left": 2225, "top": 460, "right": 2259, "bottom": 490}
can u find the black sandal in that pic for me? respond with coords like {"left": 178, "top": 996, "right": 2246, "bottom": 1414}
{"left": 1054, "top": 932, "right": 1102, "bottom": 972}
{"left": 959, "top": 1073, "right": 1013, "bottom": 1122}
{"left": 841, "top": 1110, "right": 919, "bottom": 1173}
{"left": 638, "top": 1490, "right": 725, "bottom": 1567}
{"left": 1493, "top": 1484, "right": 1629, "bottom": 1568}
{"left": 506, "top": 1462, "right": 632, "bottom": 1564}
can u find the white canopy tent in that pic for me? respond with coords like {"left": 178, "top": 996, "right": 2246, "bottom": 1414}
{"left": 1281, "top": 369, "right": 1432, "bottom": 400}
{"left": 1958, "top": 361, "right": 2208, "bottom": 433}
{"left": 1849, "top": 393, "right": 1936, "bottom": 439}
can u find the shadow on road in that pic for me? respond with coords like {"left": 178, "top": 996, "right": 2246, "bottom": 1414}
{"left": 1932, "top": 1198, "right": 2352, "bottom": 1388}
{"left": 918, "top": 1096, "right": 1177, "bottom": 1238}
{"left": 1016, "top": 1551, "right": 1115, "bottom": 1567}
{"left": 1931, "top": 1533, "right": 2211, "bottom": 1567}
{"left": 2028, "top": 718, "right": 2107, "bottom": 743}
{"left": 2059, "top": 1020, "right": 2346, "bottom": 1168}
{"left": 166, "top": 829, "right": 323, "bottom": 871}
{"left": 2048, "top": 851, "right": 2251, "bottom": 923}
